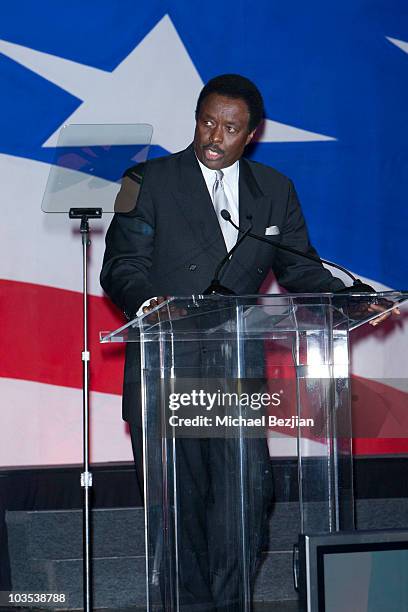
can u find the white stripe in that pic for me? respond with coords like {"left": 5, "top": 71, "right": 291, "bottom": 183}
{"left": 267, "top": 431, "right": 326, "bottom": 457}
{"left": 0, "top": 378, "right": 132, "bottom": 467}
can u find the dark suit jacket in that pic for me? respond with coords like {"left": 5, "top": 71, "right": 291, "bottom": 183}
{"left": 101, "top": 144, "right": 344, "bottom": 422}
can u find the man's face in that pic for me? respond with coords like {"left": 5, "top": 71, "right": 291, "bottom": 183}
{"left": 193, "top": 93, "right": 256, "bottom": 169}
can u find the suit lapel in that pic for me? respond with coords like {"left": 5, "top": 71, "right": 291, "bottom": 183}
{"left": 238, "top": 157, "right": 264, "bottom": 227}
{"left": 221, "top": 158, "right": 270, "bottom": 288}
{"left": 173, "top": 145, "right": 227, "bottom": 265}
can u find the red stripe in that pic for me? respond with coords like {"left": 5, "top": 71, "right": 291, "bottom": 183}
{"left": 1, "top": 279, "right": 125, "bottom": 395}
{"left": 351, "top": 376, "right": 408, "bottom": 454}
{"left": 2, "top": 279, "right": 407, "bottom": 455}
{"left": 264, "top": 342, "right": 408, "bottom": 455}
{"left": 353, "top": 438, "right": 408, "bottom": 454}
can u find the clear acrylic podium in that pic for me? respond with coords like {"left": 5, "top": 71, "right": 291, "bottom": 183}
{"left": 101, "top": 291, "right": 406, "bottom": 611}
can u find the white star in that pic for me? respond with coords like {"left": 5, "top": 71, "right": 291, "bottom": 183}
{"left": 386, "top": 36, "right": 408, "bottom": 55}
{"left": 0, "top": 14, "right": 335, "bottom": 151}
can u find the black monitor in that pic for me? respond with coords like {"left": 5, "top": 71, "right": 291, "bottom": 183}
{"left": 298, "top": 530, "right": 408, "bottom": 611}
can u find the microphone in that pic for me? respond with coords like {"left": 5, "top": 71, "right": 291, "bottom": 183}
{"left": 223, "top": 211, "right": 375, "bottom": 292}
{"left": 203, "top": 213, "right": 253, "bottom": 295}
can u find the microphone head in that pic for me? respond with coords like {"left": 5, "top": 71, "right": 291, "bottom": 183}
{"left": 220, "top": 209, "right": 231, "bottom": 220}
{"left": 352, "top": 280, "right": 376, "bottom": 293}
{"left": 336, "top": 280, "right": 376, "bottom": 294}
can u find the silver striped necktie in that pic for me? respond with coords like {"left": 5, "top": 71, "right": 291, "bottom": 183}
{"left": 212, "top": 170, "right": 238, "bottom": 252}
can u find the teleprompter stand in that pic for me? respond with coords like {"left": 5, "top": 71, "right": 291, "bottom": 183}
{"left": 69, "top": 207, "right": 102, "bottom": 612}
{"left": 41, "top": 123, "right": 153, "bottom": 611}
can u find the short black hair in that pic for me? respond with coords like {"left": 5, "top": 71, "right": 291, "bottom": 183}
{"left": 195, "top": 74, "right": 264, "bottom": 133}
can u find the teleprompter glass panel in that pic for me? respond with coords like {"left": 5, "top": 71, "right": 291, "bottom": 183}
{"left": 41, "top": 123, "right": 152, "bottom": 213}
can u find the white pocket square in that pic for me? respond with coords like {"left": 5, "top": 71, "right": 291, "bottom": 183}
{"left": 265, "top": 225, "right": 280, "bottom": 236}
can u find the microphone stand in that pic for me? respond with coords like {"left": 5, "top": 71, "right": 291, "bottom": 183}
{"left": 69, "top": 206, "right": 102, "bottom": 612}
{"left": 203, "top": 216, "right": 253, "bottom": 295}
{"left": 225, "top": 214, "right": 375, "bottom": 292}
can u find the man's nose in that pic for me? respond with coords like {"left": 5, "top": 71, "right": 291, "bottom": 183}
{"left": 210, "top": 125, "right": 223, "bottom": 144}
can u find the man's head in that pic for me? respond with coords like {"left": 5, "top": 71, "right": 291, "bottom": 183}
{"left": 193, "top": 74, "right": 264, "bottom": 169}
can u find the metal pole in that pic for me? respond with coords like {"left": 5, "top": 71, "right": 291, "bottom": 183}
{"left": 80, "top": 215, "right": 93, "bottom": 612}
{"left": 235, "top": 303, "right": 250, "bottom": 611}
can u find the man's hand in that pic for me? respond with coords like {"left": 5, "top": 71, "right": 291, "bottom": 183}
{"left": 338, "top": 287, "right": 401, "bottom": 327}
{"left": 142, "top": 296, "right": 167, "bottom": 315}
{"left": 368, "top": 302, "right": 400, "bottom": 327}
{"left": 142, "top": 296, "right": 187, "bottom": 322}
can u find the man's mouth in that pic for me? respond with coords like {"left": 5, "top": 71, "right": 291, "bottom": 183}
{"left": 204, "top": 145, "right": 224, "bottom": 161}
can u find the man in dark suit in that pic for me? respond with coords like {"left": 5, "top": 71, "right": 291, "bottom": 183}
{"left": 101, "top": 74, "right": 344, "bottom": 610}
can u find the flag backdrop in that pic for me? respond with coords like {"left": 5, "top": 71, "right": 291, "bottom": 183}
{"left": 0, "top": 1, "right": 407, "bottom": 467}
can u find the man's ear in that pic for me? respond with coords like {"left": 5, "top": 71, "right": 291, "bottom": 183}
{"left": 245, "top": 129, "right": 256, "bottom": 146}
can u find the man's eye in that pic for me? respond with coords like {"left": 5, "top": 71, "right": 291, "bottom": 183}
{"left": 227, "top": 126, "right": 237, "bottom": 133}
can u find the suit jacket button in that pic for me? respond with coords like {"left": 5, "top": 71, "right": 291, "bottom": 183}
{"left": 189, "top": 264, "right": 197, "bottom": 271}
{"left": 257, "top": 267, "right": 264, "bottom": 274}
